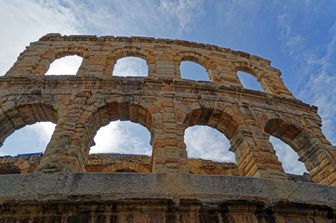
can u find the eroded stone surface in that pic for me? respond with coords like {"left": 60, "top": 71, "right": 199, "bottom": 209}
{"left": 0, "top": 173, "right": 335, "bottom": 222}
{"left": 0, "top": 76, "right": 334, "bottom": 185}
{"left": 0, "top": 34, "right": 335, "bottom": 222}
{"left": 0, "top": 153, "right": 240, "bottom": 175}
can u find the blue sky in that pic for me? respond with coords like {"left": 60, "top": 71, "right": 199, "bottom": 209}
{"left": 0, "top": 0, "right": 335, "bottom": 175}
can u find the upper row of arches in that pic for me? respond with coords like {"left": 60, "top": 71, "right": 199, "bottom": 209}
{"left": 45, "top": 55, "right": 264, "bottom": 92}
{"left": 5, "top": 36, "right": 294, "bottom": 98}
{"left": 33, "top": 44, "right": 269, "bottom": 79}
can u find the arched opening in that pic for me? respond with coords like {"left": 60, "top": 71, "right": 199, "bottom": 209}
{"left": 0, "top": 122, "right": 56, "bottom": 174}
{"left": 0, "top": 122, "right": 56, "bottom": 157}
{"left": 180, "top": 61, "right": 210, "bottom": 81}
{"left": 265, "top": 118, "right": 309, "bottom": 176}
{"left": 112, "top": 57, "right": 148, "bottom": 77}
{"left": 270, "top": 136, "right": 308, "bottom": 175}
{"left": 45, "top": 55, "right": 83, "bottom": 75}
{"left": 184, "top": 108, "right": 240, "bottom": 140}
{"left": 0, "top": 104, "right": 58, "bottom": 151}
{"left": 184, "top": 125, "right": 236, "bottom": 163}
{"left": 90, "top": 120, "right": 151, "bottom": 156}
{"left": 89, "top": 120, "right": 152, "bottom": 173}
{"left": 237, "top": 71, "right": 263, "bottom": 91}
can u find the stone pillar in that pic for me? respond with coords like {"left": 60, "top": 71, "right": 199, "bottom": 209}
{"left": 230, "top": 125, "right": 286, "bottom": 179}
{"left": 152, "top": 47, "right": 176, "bottom": 79}
{"left": 155, "top": 60, "right": 176, "bottom": 79}
{"left": 36, "top": 94, "right": 92, "bottom": 173}
{"left": 214, "top": 65, "right": 242, "bottom": 87}
{"left": 5, "top": 41, "right": 44, "bottom": 76}
{"left": 147, "top": 59, "right": 156, "bottom": 78}
{"left": 149, "top": 100, "right": 192, "bottom": 196}
{"left": 296, "top": 138, "right": 336, "bottom": 185}
{"left": 78, "top": 54, "right": 108, "bottom": 77}
{"left": 151, "top": 126, "right": 187, "bottom": 173}
{"left": 260, "top": 69, "right": 293, "bottom": 99}
{"left": 35, "top": 121, "right": 89, "bottom": 172}
{"left": 151, "top": 101, "right": 187, "bottom": 174}
{"left": 305, "top": 148, "right": 336, "bottom": 186}
{"left": 103, "top": 57, "right": 119, "bottom": 78}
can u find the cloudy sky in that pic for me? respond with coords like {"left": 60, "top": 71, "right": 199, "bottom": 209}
{"left": 0, "top": 0, "right": 335, "bottom": 175}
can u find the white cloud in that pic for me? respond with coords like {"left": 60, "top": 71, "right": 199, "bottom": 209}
{"left": 28, "top": 122, "right": 56, "bottom": 145}
{"left": 220, "top": 0, "right": 262, "bottom": 24}
{"left": 270, "top": 136, "right": 307, "bottom": 175}
{"left": 0, "top": 0, "right": 79, "bottom": 75}
{"left": 0, "top": 0, "right": 205, "bottom": 75}
{"left": 275, "top": 2, "right": 336, "bottom": 145}
{"left": 299, "top": 74, "right": 336, "bottom": 144}
{"left": 295, "top": 21, "right": 336, "bottom": 145}
{"left": 90, "top": 121, "right": 151, "bottom": 155}
{"left": 112, "top": 57, "right": 148, "bottom": 77}
{"left": 277, "top": 11, "right": 306, "bottom": 58}
{"left": 184, "top": 125, "right": 236, "bottom": 162}
{"left": 158, "top": 0, "right": 204, "bottom": 34}
{"left": 54, "top": 0, "right": 204, "bottom": 37}
{"left": 90, "top": 122, "right": 125, "bottom": 154}
{"left": 0, "top": 122, "right": 55, "bottom": 156}
{"left": 45, "top": 55, "right": 83, "bottom": 75}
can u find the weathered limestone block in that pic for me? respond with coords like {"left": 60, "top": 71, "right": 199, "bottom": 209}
{"left": 230, "top": 126, "right": 286, "bottom": 178}
{"left": 36, "top": 101, "right": 91, "bottom": 172}
{"left": 151, "top": 123, "right": 188, "bottom": 173}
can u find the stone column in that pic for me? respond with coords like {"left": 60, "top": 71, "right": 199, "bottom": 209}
{"left": 150, "top": 100, "right": 188, "bottom": 174}
{"left": 293, "top": 134, "right": 336, "bottom": 185}
{"left": 78, "top": 54, "right": 109, "bottom": 77}
{"left": 260, "top": 69, "right": 293, "bottom": 99}
{"left": 151, "top": 125, "right": 187, "bottom": 173}
{"left": 303, "top": 147, "right": 336, "bottom": 186}
{"left": 214, "top": 65, "right": 242, "bottom": 87}
{"left": 155, "top": 59, "right": 176, "bottom": 79}
{"left": 152, "top": 47, "right": 176, "bottom": 79}
{"left": 35, "top": 121, "right": 89, "bottom": 172}
{"left": 5, "top": 41, "right": 44, "bottom": 76}
{"left": 150, "top": 100, "right": 193, "bottom": 196}
{"left": 36, "top": 94, "right": 92, "bottom": 173}
{"left": 230, "top": 125, "right": 286, "bottom": 178}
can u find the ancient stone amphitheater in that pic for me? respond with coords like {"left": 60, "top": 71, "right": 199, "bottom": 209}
{"left": 0, "top": 34, "right": 335, "bottom": 222}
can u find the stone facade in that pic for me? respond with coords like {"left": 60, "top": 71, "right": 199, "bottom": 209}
{"left": 0, "top": 34, "right": 335, "bottom": 222}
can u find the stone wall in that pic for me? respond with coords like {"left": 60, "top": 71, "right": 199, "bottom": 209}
{"left": 0, "top": 153, "right": 240, "bottom": 175}
{"left": 0, "top": 173, "right": 335, "bottom": 222}
{"left": 0, "top": 34, "right": 335, "bottom": 222}
{"left": 6, "top": 34, "right": 293, "bottom": 99}
{"left": 0, "top": 75, "right": 334, "bottom": 184}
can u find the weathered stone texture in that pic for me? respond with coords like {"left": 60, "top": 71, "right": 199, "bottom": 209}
{"left": 0, "top": 153, "right": 240, "bottom": 175}
{"left": 0, "top": 173, "right": 335, "bottom": 222}
{"left": 0, "top": 34, "right": 335, "bottom": 222}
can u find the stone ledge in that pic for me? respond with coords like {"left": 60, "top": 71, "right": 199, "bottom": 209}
{"left": 0, "top": 76, "right": 312, "bottom": 112}
{"left": 0, "top": 173, "right": 334, "bottom": 209}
